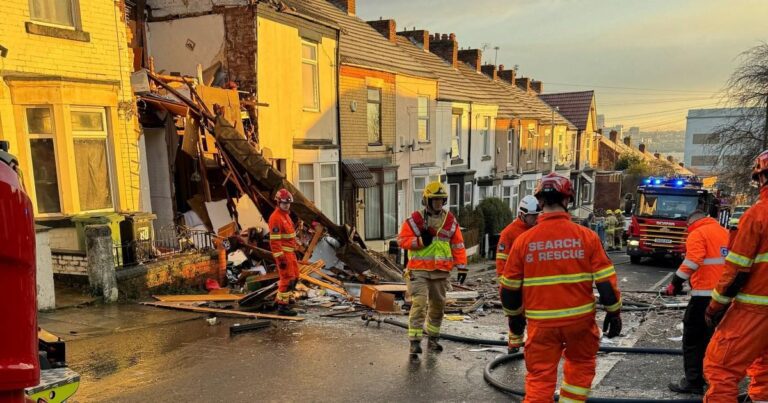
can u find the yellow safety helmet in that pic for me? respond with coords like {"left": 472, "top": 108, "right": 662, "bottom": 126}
{"left": 606, "top": 210, "right": 614, "bottom": 215}
{"left": 614, "top": 209, "right": 623, "bottom": 215}
{"left": 422, "top": 181, "right": 448, "bottom": 206}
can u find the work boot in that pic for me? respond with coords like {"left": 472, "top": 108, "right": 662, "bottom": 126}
{"left": 409, "top": 340, "right": 423, "bottom": 355}
{"left": 668, "top": 378, "right": 704, "bottom": 395}
{"left": 427, "top": 337, "right": 444, "bottom": 352}
{"left": 277, "top": 305, "right": 298, "bottom": 317}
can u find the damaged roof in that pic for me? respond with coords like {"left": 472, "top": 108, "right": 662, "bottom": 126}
{"left": 341, "top": 159, "right": 375, "bottom": 188}
{"left": 295, "top": 0, "right": 436, "bottom": 78}
{"left": 539, "top": 91, "right": 595, "bottom": 132}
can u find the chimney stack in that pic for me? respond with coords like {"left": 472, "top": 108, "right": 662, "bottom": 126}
{"left": 654, "top": 152, "right": 661, "bottom": 159}
{"left": 458, "top": 49, "right": 482, "bottom": 72}
{"left": 623, "top": 137, "right": 631, "bottom": 147}
{"left": 397, "top": 29, "right": 429, "bottom": 51}
{"left": 429, "top": 32, "right": 458, "bottom": 68}
{"left": 679, "top": 162, "right": 685, "bottom": 168}
{"left": 638, "top": 143, "right": 646, "bottom": 153}
{"left": 667, "top": 155, "right": 675, "bottom": 163}
{"left": 329, "top": 0, "right": 355, "bottom": 15}
{"left": 609, "top": 130, "right": 618, "bottom": 143}
{"left": 480, "top": 64, "right": 497, "bottom": 80}
{"left": 367, "top": 19, "right": 397, "bottom": 43}
{"left": 515, "top": 77, "right": 532, "bottom": 92}
{"left": 530, "top": 80, "right": 543, "bottom": 94}
{"left": 498, "top": 64, "right": 516, "bottom": 84}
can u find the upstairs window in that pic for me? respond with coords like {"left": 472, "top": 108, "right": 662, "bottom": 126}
{"left": 367, "top": 87, "right": 382, "bottom": 145}
{"left": 30, "top": 0, "right": 77, "bottom": 28}
{"left": 480, "top": 116, "right": 491, "bottom": 156}
{"left": 417, "top": 96, "right": 429, "bottom": 142}
{"left": 301, "top": 40, "right": 320, "bottom": 111}
{"left": 451, "top": 113, "right": 461, "bottom": 159}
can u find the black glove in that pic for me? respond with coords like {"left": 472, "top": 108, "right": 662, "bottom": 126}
{"left": 457, "top": 271, "right": 467, "bottom": 284}
{"left": 508, "top": 316, "right": 525, "bottom": 354}
{"left": 420, "top": 230, "right": 433, "bottom": 247}
{"left": 278, "top": 260, "right": 287, "bottom": 270}
{"left": 603, "top": 311, "right": 622, "bottom": 338}
{"left": 705, "top": 301, "right": 728, "bottom": 328}
{"left": 663, "top": 275, "right": 685, "bottom": 296}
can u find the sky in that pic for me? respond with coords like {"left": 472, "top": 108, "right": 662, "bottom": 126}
{"left": 356, "top": 0, "right": 768, "bottom": 131}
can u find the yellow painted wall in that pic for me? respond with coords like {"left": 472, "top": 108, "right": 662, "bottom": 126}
{"left": 0, "top": 0, "right": 139, "bottom": 216}
{"left": 256, "top": 15, "right": 338, "bottom": 181}
{"left": 339, "top": 66, "right": 396, "bottom": 159}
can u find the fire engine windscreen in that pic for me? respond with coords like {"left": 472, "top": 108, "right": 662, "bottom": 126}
{"left": 637, "top": 194, "right": 700, "bottom": 219}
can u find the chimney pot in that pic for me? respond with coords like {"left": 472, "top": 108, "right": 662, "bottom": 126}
{"left": 499, "top": 64, "right": 505, "bottom": 70}
{"left": 679, "top": 162, "right": 685, "bottom": 168}
{"left": 654, "top": 153, "right": 661, "bottom": 159}
{"left": 667, "top": 155, "right": 674, "bottom": 163}
{"left": 515, "top": 77, "right": 532, "bottom": 92}
{"left": 441, "top": 33, "right": 448, "bottom": 40}
{"left": 449, "top": 33, "right": 455, "bottom": 40}
{"left": 638, "top": 143, "right": 646, "bottom": 153}
{"left": 530, "top": 80, "right": 543, "bottom": 94}
{"left": 434, "top": 32, "right": 440, "bottom": 39}
{"left": 609, "top": 130, "right": 618, "bottom": 143}
{"left": 623, "top": 136, "right": 631, "bottom": 147}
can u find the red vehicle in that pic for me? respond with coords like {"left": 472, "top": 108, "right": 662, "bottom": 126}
{"left": 626, "top": 176, "right": 716, "bottom": 264}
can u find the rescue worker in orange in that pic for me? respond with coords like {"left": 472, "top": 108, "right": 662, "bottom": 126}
{"left": 268, "top": 189, "right": 300, "bottom": 316}
{"left": 662, "top": 210, "right": 728, "bottom": 394}
{"left": 703, "top": 150, "right": 768, "bottom": 401}
{"left": 501, "top": 173, "right": 622, "bottom": 402}
{"left": 496, "top": 195, "right": 541, "bottom": 277}
{"left": 398, "top": 181, "right": 467, "bottom": 358}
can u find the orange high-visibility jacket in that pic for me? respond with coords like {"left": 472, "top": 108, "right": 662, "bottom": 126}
{"left": 398, "top": 210, "right": 467, "bottom": 272}
{"left": 501, "top": 212, "right": 621, "bottom": 326}
{"left": 268, "top": 208, "right": 298, "bottom": 265}
{"left": 496, "top": 218, "right": 530, "bottom": 276}
{"left": 712, "top": 187, "right": 768, "bottom": 309}
{"left": 676, "top": 217, "right": 729, "bottom": 295}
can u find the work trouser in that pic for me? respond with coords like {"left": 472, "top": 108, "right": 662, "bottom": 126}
{"left": 683, "top": 296, "right": 714, "bottom": 386}
{"left": 614, "top": 229, "right": 623, "bottom": 248}
{"left": 606, "top": 229, "right": 615, "bottom": 249}
{"left": 275, "top": 254, "right": 300, "bottom": 305}
{"left": 524, "top": 319, "right": 600, "bottom": 403}
{"left": 406, "top": 269, "right": 450, "bottom": 341}
{"left": 704, "top": 304, "right": 768, "bottom": 402}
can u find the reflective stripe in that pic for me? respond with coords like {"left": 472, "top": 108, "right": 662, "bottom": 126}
{"left": 508, "top": 332, "right": 523, "bottom": 344}
{"left": 269, "top": 235, "right": 281, "bottom": 240}
{"left": 503, "top": 306, "right": 523, "bottom": 316}
{"left": 408, "top": 328, "right": 424, "bottom": 338}
{"left": 409, "top": 256, "right": 455, "bottom": 262}
{"left": 496, "top": 253, "right": 509, "bottom": 260}
{"left": 690, "top": 289, "right": 713, "bottom": 297}
{"left": 426, "top": 322, "right": 440, "bottom": 335}
{"left": 756, "top": 253, "right": 768, "bottom": 264}
{"left": 711, "top": 289, "right": 733, "bottom": 304}
{"left": 561, "top": 383, "right": 591, "bottom": 398}
{"left": 272, "top": 252, "right": 284, "bottom": 258}
{"left": 451, "top": 242, "right": 465, "bottom": 249}
{"left": 525, "top": 302, "right": 596, "bottom": 320}
{"left": 407, "top": 217, "right": 422, "bottom": 237}
{"left": 675, "top": 269, "right": 691, "bottom": 280}
{"left": 593, "top": 265, "right": 616, "bottom": 282}
{"left": 523, "top": 272, "right": 593, "bottom": 287}
{"left": 604, "top": 299, "right": 622, "bottom": 313}
{"left": 282, "top": 247, "right": 295, "bottom": 252}
{"left": 282, "top": 234, "right": 295, "bottom": 239}
{"left": 726, "top": 251, "right": 754, "bottom": 268}
{"left": 499, "top": 276, "right": 522, "bottom": 290}
{"left": 703, "top": 257, "right": 726, "bottom": 265}
{"left": 410, "top": 239, "right": 419, "bottom": 249}
{"left": 735, "top": 292, "right": 768, "bottom": 305}
{"left": 559, "top": 397, "right": 586, "bottom": 403}
{"left": 682, "top": 259, "right": 699, "bottom": 270}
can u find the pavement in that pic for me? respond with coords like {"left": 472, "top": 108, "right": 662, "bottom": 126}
{"left": 43, "top": 252, "right": 709, "bottom": 402}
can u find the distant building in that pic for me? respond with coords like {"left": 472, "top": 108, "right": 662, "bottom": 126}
{"left": 597, "top": 114, "right": 605, "bottom": 130}
{"left": 628, "top": 126, "right": 640, "bottom": 137}
{"left": 684, "top": 108, "right": 759, "bottom": 174}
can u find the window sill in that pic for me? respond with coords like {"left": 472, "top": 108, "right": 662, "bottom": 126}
{"left": 302, "top": 107, "right": 320, "bottom": 113}
{"left": 481, "top": 155, "right": 491, "bottom": 161}
{"left": 418, "top": 140, "right": 431, "bottom": 144}
{"left": 450, "top": 158, "right": 464, "bottom": 165}
{"left": 26, "top": 22, "right": 90, "bottom": 42}
{"left": 367, "top": 144, "right": 386, "bottom": 152}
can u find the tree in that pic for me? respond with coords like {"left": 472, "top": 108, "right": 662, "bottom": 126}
{"left": 477, "top": 197, "right": 514, "bottom": 235}
{"left": 709, "top": 42, "right": 768, "bottom": 192}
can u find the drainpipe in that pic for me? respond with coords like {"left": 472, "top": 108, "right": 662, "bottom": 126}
{"left": 467, "top": 103, "right": 473, "bottom": 206}
{"left": 334, "top": 30, "right": 343, "bottom": 226}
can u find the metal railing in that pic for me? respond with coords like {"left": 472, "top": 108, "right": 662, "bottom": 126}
{"left": 113, "top": 225, "right": 215, "bottom": 268}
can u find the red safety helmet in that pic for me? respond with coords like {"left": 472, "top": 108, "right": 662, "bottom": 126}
{"left": 275, "top": 189, "right": 294, "bottom": 203}
{"left": 534, "top": 172, "right": 574, "bottom": 199}
{"left": 751, "top": 149, "right": 768, "bottom": 184}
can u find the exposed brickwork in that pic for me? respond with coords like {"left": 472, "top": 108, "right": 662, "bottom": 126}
{"left": 339, "top": 66, "right": 396, "bottom": 160}
{"left": 328, "top": 0, "right": 355, "bottom": 15}
{"left": 458, "top": 49, "right": 481, "bottom": 71}
{"left": 531, "top": 80, "right": 543, "bottom": 94}
{"left": 223, "top": 6, "right": 256, "bottom": 91}
{"left": 516, "top": 77, "right": 532, "bottom": 92}
{"left": 481, "top": 64, "right": 497, "bottom": 80}
{"left": 595, "top": 173, "right": 622, "bottom": 212}
{"left": 367, "top": 19, "right": 396, "bottom": 43}
{"left": 396, "top": 29, "right": 429, "bottom": 51}
{"left": 52, "top": 252, "right": 88, "bottom": 275}
{"left": 429, "top": 33, "right": 458, "bottom": 68}
{"left": 598, "top": 141, "right": 620, "bottom": 170}
{"left": 498, "top": 65, "right": 516, "bottom": 84}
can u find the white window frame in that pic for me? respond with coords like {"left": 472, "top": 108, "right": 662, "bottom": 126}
{"left": 506, "top": 128, "right": 514, "bottom": 166}
{"left": 524, "top": 180, "right": 535, "bottom": 197}
{"left": 448, "top": 183, "right": 459, "bottom": 214}
{"left": 417, "top": 96, "right": 429, "bottom": 143}
{"left": 451, "top": 113, "right": 462, "bottom": 160}
{"left": 480, "top": 116, "right": 491, "bottom": 156}
{"left": 367, "top": 87, "right": 382, "bottom": 145}
{"left": 301, "top": 39, "right": 320, "bottom": 112}
{"left": 463, "top": 182, "right": 472, "bottom": 207}
{"left": 24, "top": 106, "right": 63, "bottom": 216}
{"left": 297, "top": 162, "right": 339, "bottom": 224}
{"left": 412, "top": 174, "right": 439, "bottom": 211}
{"left": 29, "top": 0, "right": 81, "bottom": 30}
{"left": 543, "top": 128, "right": 551, "bottom": 162}
{"left": 70, "top": 106, "right": 115, "bottom": 213}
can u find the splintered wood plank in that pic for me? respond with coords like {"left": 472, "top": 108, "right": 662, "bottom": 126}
{"left": 152, "top": 294, "right": 244, "bottom": 302}
{"left": 299, "top": 273, "right": 350, "bottom": 298}
{"left": 140, "top": 301, "right": 304, "bottom": 321}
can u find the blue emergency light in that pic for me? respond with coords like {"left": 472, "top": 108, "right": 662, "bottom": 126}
{"left": 675, "top": 180, "right": 685, "bottom": 186}
{"left": 644, "top": 178, "right": 652, "bottom": 184}
{"left": 654, "top": 179, "right": 662, "bottom": 185}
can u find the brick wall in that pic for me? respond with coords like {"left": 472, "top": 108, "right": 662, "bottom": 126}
{"left": 223, "top": 6, "right": 256, "bottom": 91}
{"left": 598, "top": 142, "right": 620, "bottom": 171}
{"left": 52, "top": 251, "right": 88, "bottom": 275}
{"left": 595, "top": 173, "right": 622, "bottom": 212}
{"left": 339, "top": 66, "right": 396, "bottom": 159}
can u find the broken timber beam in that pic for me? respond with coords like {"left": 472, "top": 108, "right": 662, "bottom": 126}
{"left": 140, "top": 301, "right": 303, "bottom": 321}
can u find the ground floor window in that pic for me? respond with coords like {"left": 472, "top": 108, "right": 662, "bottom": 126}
{"left": 448, "top": 183, "right": 459, "bottom": 214}
{"left": 581, "top": 181, "right": 593, "bottom": 204}
{"left": 503, "top": 185, "right": 519, "bottom": 210}
{"left": 365, "top": 169, "right": 397, "bottom": 240}
{"left": 523, "top": 180, "right": 536, "bottom": 197}
{"left": 412, "top": 174, "right": 440, "bottom": 211}
{"left": 71, "top": 108, "right": 113, "bottom": 211}
{"left": 464, "top": 182, "right": 472, "bottom": 207}
{"left": 298, "top": 162, "right": 339, "bottom": 223}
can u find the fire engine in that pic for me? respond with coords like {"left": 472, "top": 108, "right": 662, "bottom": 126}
{"left": 626, "top": 176, "right": 716, "bottom": 264}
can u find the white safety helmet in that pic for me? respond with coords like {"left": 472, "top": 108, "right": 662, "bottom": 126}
{"left": 518, "top": 195, "right": 542, "bottom": 215}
